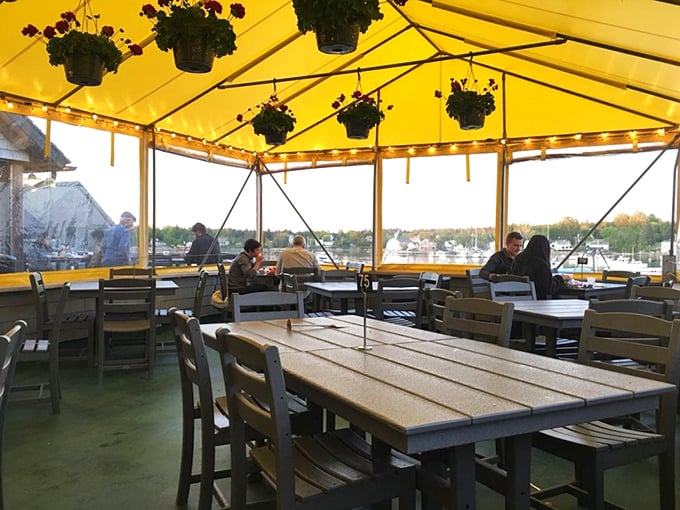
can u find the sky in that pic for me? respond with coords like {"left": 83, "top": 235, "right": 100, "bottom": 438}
{"left": 32, "top": 119, "right": 679, "bottom": 232}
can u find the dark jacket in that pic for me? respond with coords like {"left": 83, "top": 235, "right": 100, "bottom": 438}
{"left": 184, "top": 234, "right": 221, "bottom": 265}
{"left": 510, "top": 235, "right": 564, "bottom": 299}
{"left": 479, "top": 249, "right": 514, "bottom": 280}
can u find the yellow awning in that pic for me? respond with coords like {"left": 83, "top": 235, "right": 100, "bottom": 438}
{"left": 1, "top": 0, "right": 678, "bottom": 156}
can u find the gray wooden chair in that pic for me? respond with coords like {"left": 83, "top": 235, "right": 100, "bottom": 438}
{"left": 489, "top": 280, "right": 537, "bottom": 302}
{"left": 589, "top": 297, "right": 674, "bottom": 320}
{"left": 492, "top": 274, "right": 530, "bottom": 284}
{"left": 321, "top": 269, "right": 359, "bottom": 282}
{"left": 18, "top": 280, "right": 69, "bottom": 413}
{"left": 419, "top": 271, "right": 440, "bottom": 288}
{"left": 156, "top": 270, "right": 210, "bottom": 330}
{"left": 370, "top": 277, "right": 424, "bottom": 327}
{"left": 531, "top": 309, "right": 680, "bottom": 510}
{"left": 345, "top": 261, "right": 365, "bottom": 272}
{"left": 169, "top": 308, "right": 233, "bottom": 510}
{"left": 424, "top": 288, "right": 462, "bottom": 333}
{"left": 0, "top": 321, "right": 26, "bottom": 510}
{"left": 30, "top": 271, "right": 94, "bottom": 367}
{"left": 441, "top": 296, "right": 514, "bottom": 346}
{"left": 109, "top": 267, "right": 155, "bottom": 278}
{"left": 465, "top": 268, "right": 490, "bottom": 298}
{"left": 97, "top": 278, "right": 156, "bottom": 384}
{"left": 601, "top": 269, "right": 640, "bottom": 282}
{"left": 623, "top": 274, "right": 651, "bottom": 298}
{"left": 231, "top": 291, "right": 304, "bottom": 322}
{"left": 218, "top": 329, "right": 417, "bottom": 510}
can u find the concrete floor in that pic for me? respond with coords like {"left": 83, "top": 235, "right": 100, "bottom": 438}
{"left": 4, "top": 330, "right": 679, "bottom": 510}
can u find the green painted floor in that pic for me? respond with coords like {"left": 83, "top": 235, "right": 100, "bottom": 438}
{"left": 4, "top": 331, "right": 679, "bottom": 510}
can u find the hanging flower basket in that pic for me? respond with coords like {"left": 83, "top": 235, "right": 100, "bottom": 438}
{"left": 314, "top": 23, "right": 360, "bottom": 55}
{"left": 172, "top": 36, "right": 215, "bottom": 73}
{"left": 292, "top": 0, "right": 407, "bottom": 54}
{"left": 456, "top": 106, "right": 486, "bottom": 130}
{"left": 239, "top": 92, "right": 296, "bottom": 146}
{"left": 332, "top": 90, "right": 388, "bottom": 140}
{"left": 63, "top": 52, "right": 105, "bottom": 86}
{"left": 21, "top": 6, "right": 142, "bottom": 87}
{"left": 263, "top": 131, "right": 287, "bottom": 146}
{"left": 343, "top": 121, "right": 370, "bottom": 140}
{"left": 141, "top": 1, "right": 246, "bottom": 74}
{"left": 436, "top": 72, "right": 498, "bottom": 131}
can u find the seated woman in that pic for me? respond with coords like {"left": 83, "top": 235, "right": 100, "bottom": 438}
{"left": 511, "top": 234, "right": 570, "bottom": 299}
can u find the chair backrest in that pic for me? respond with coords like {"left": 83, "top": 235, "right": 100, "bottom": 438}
{"left": 601, "top": 269, "right": 640, "bottom": 282}
{"left": 624, "top": 274, "right": 651, "bottom": 298}
{"left": 345, "top": 261, "right": 364, "bottom": 272}
{"left": 466, "top": 268, "right": 490, "bottom": 298}
{"left": 281, "top": 266, "right": 319, "bottom": 278}
{"left": 231, "top": 291, "right": 304, "bottom": 322}
{"left": 489, "top": 280, "right": 537, "bottom": 301}
{"left": 630, "top": 284, "right": 680, "bottom": 302}
{"left": 321, "top": 269, "right": 358, "bottom": 282}
{"left": 29, "top": 271, "right": 49, "bottom": 336}
{"left": 578, "top": 309, "right": 680, "bottom": 418}
{"left": 217, "top": 263, "right": 229, "bottom": 300}
{"left": 425, "top": 288, "right": 462, "bottom": 333}
{"left": 109, "top": 267, "right": 154, "bottom": 278}
{"left": 191, "top": 270, "right": 210, "bottom": 318}
{"left": 492, "top": 274, "right": 530, "bottom": 284}
{"left": 588, "top": 297, "right": 674, "bottom": 320}
{"left": 0, "top": 320, "right": 26, "bottom": 508}
{"left": 168, "top": 309, "right": 216, "bottom": 442}
{"left": 373, "top": 277, "right": 424, "bottom": 320}
{"left": 219, "top": 330, "right": 297, "bottom": 508}
{"left": 97, "top": 278, "right": 156, "bottom": 329}
{"left": 419, "top": 271, "right": 440, "bottom": 288}
{"left": 442, "top": 296, "right": 514, "bottom": 346}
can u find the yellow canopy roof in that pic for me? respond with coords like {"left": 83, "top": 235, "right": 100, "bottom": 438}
{"left": 1, "top": 0, "right": 678, "bottom": 156}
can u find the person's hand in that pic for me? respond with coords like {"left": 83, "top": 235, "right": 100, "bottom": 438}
{"left": 255, "top": 250, "right": 264, "bottom": 262}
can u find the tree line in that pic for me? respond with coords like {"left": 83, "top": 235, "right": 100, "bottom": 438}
{"left": 152, "top": 211, "right": 672, "bottom": 254}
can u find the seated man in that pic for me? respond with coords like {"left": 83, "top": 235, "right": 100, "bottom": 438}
{"left": 276, "top": 234, "right": 319, "bottom": 275}
{"left": 227, "top": 238, "right": 268, "bottom": 296}
{"left": 184, "top": 222, "right": 221, "bottom": 265}
{"left": 479, "top": 231, "right": 523, "bottom": 281}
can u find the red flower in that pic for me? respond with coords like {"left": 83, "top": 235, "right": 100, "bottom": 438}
{"left": 128, "top": 44, "right": 144, "bottom": 55}
{"left": 21, "top": 24, "right": 39, "bottom": 37}
{"left": 434, "top": 90, "right": 443, "bottom": 98}
{"left": 236, "top": 113, "right": 244, "bottom": 122}
{"left": 393, "top": 0, "right": 408, "bottom": 5}
{"left": 351, "top": 90, "right": 362, "bottom": 99}
{"left": 158, "top": 0, "right": 172, "bottom": 6}
{"left": 230, "top": 3, "right": 246, "bottom": 19}
{"left": 43, "top": 26, "right": 57, "bottom": 39}
{"left": 279, "top": 104, "right": 288, "bottom": 112}
{"left": 331, "top": 100, "right": 341, "bottom": 109}
{"left": 60, "top": 11, "right": 77, "bottom": 23}
{"left": 55, "top": 20, "right": 69, "bottom": 34}
{"left": 140, "top": 4, "right": 157, "bottom": 18}
{"left": 204, "top": 1, "right": 223, "bottom": 14}
{"left": 101, "top": 26, "right": 115, "bottom": 37}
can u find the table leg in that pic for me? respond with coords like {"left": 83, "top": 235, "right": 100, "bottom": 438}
{"left": 448, "top": 443, "right": 476, "bottom": 510}
{"left": 544, "top": 329, "right": 558, "bottom": 358}
{"left": 503, "top": 433, "right": 531, "bottom": 510}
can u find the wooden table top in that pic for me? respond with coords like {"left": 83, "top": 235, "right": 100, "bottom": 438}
{"left": 201, "top": 315, "right": 671, "bottom": 454}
